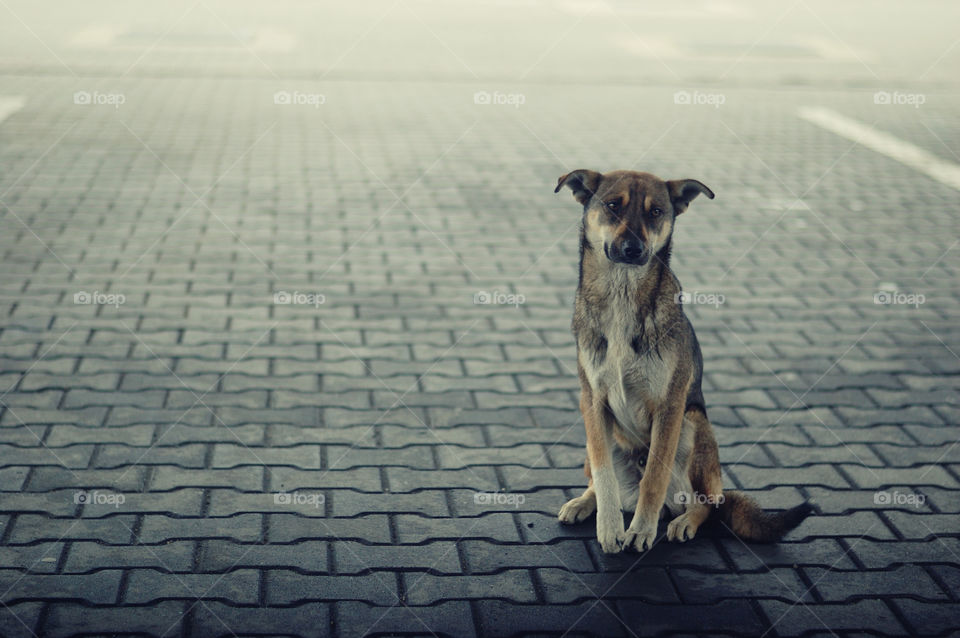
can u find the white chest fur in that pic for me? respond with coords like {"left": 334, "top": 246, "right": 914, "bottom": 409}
{"left": 579, "top": 287, "right": 673, "bottom": 443}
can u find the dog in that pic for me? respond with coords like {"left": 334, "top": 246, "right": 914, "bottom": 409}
{"left": 554, "top": 169, "right": 813, "bottom": 553}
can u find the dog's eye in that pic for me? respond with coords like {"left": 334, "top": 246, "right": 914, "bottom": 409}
{"left": 606, "top": 201, "right": 620, "bottom": 212}
{"left": 650, "top": 207, "right": 664, "bottom": 218}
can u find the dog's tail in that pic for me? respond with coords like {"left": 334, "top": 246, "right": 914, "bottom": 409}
{"left": 715, "top": 491, "right": 814, "bottom": 543}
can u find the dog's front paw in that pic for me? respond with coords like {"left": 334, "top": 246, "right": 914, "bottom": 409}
{"left": 558, "top": 496, "right": 596, "bottom": 524}
{"left": 596, "top": 510, "right": 626, "bottom": 554}
{"left": 624, "top": 516, "right": 658, "bottom": 552}
{"left": 666, "top": 512, "right": 698, "bottom": 542}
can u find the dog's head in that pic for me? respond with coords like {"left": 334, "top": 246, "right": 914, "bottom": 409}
{"left": 555, "top": 169, "right": 714, "bottom": 267}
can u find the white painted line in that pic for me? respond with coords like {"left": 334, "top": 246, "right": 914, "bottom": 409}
{"left": 0, "top": 96, "right": 26, "bottom": 125}
{"left": 798, "top": 106, "right": 960, "bottom": 191}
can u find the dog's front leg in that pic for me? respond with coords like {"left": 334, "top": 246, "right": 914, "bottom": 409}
{"left": 580, "top": 379, "right": 624, "bottom": 554}
{"left": 624, "top": 377, "right": 689, "bottom": 552}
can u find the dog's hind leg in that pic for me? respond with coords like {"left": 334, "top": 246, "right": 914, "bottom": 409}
{"left": 559, "top": 457, "right": 597, "bottom": 524}
{"left": 667, "top": 409, "right": 722, "bottom": 542}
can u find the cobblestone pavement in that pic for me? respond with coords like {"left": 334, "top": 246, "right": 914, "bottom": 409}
{"left": 1, "top": 2, "right": 960, "bottom": 637}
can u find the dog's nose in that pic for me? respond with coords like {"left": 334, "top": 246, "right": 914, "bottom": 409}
{"left": 621, "top": 239, "right": 644, "bottom": 262}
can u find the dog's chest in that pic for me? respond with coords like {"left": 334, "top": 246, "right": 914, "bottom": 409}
{"left": 579, "top": 301, "right": 671, "bottom": 439}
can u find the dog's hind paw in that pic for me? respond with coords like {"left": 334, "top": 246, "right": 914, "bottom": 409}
{"left": 558, "top": 496, "right": 596, "bottom": 524}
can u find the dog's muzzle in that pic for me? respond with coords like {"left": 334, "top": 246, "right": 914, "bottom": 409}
{"left": 606, "top": 238, "right": 649, "bottom": 266}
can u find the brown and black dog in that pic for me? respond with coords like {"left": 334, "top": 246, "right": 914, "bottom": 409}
{"left": 555, "top": 169, "right": 812, "bottom": 553}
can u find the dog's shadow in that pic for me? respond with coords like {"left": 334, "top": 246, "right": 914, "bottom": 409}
{"left": 558, "top": 511, "right": 737, "bottom": 566}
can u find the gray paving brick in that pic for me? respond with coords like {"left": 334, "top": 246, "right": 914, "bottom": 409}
{"left": 40, "top": 601, "right": 186, "bottom": 637}
{"left": 0, "top": 491, "right": 81, "bottom": 517}
{"left": 8, "top": 515, "right": 137, "bottom": 544}
{"left": 63, "top": 389, "right": 165, "bottom": 408}
{"left": 268, "top": 571, "right": 398, "bottom": 605}
{"left": 758, "top": 599, "right": 906, "bottom": 636}
{"left": 721, "top": 538, "right": 859, "bottom": 571}
{"left": 336, "top": 601, "right": 476, "bottom": 638}
{"left": 124, "top": 568, "right": 260, "bottom": 604}
{"left": 190, "top": 602, "right": 331, "bottom": 638}
{"left": 64, "top": 540, "right": 195, "bottom": 573}
{"left": 848, "top": 538, "right": 960, "bottom": 569}
{"left": 405, "top": 570, "right": 538, "bottom": 605}
{"left": 0, "top": 444, "right": 93, "bottom": 469}
{"left": 804, "top": 424, "right": 915, "bottom": 445}
{"left": 2, "top": 406, "right": 108, "bottom": 427}
{"left": 728, "top": 464, "right": 852, "bottom": 489}
{"left": 151, "top": 467, "right": 264, "bottom": 491}
{"left": 499, "top": 466, "right": 587, "bottom": 491}
{"left": 268, "top": 514, "right": 392, "bottom": 544}
{"left": 885, "top": 512, "right": 960, "bottom": 540}
{"left": 0, "top": 466, "right": 29, "bottom": 491}
{"left": 386, "top": 467, "right": 499, "bottom": 492}
{"left": 892, "top": 599, "right": 960, "bottom": 637}
{"left": 326, "top": 445, "right": 433, "bottom": 470}
{"left": 0, "top": 543, "right": 64, "bottom": 573}
{"left": 806, "top": 565, "right": 947, "bottom": 601}
{"left": 475, "top": 599, "right": 626, "bottom": 636}
{"left": 380, "top": 424, "right": 488, "bottom": 447}
{"left": 138, "top": 514, "right": 263, "bottom": 543}
{"left": 395, "top": 514, "right": 522, "bottom": 544}
{"left": 795, "top": 511, "right": 897, "bottom": 540}
{"left": 44, "top": 424, "right": 155, "bottom": 446}
{"left": 0, "top": 603, "right": 42, "bottom": 638}
{"left": 333, "top": 540, "right": 460, "bottom": 574}
{"left": 18, "top": 372, "right": 120, "bottom": 391}
{"left": 540, "top": 566, "right": 678, "bottom": 603}
{"left": 332, "top": 490, "right": 450, "bottom": 517}
{"left": 95, "top": 443, "right": 208, "bottom": 468}
{"left": 0, "top": 569, "right": 122, "bottom": 604}
{"left": 211, "top": 443, "right": 321, "bottom": 468}
{"left": 270, "top": 467, "right": 382, "bottom": 492}
{"left": 843, "top": 465, "right": 958, "bottom": 489}
{"left": 200, "top": 540, "right": 326, "bottom": 573}
{"left": 158, "top": 423, "right": 266, "bottom": 445}
{"left": 673, "top": 567, "right": 811, "bottom": 604}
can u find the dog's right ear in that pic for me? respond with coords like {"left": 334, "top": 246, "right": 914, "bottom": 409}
{"left": 555, "top": 169, "right": 602, "bottom": 206}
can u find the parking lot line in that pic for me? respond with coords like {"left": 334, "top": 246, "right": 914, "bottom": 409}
{"left": 799, "top": 105, "right": 960, "bottom": 191}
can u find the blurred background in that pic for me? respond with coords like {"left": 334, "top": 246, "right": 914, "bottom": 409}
{"left": 1, "top": 0, "right": 959, "bottom": 85}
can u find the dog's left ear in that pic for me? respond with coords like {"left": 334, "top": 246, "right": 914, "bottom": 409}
{"left": 555, "top": 169, "right": 602, "bottom": 206}
{"left": 667, "top": 179, "right": 715, "bottom": 215}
